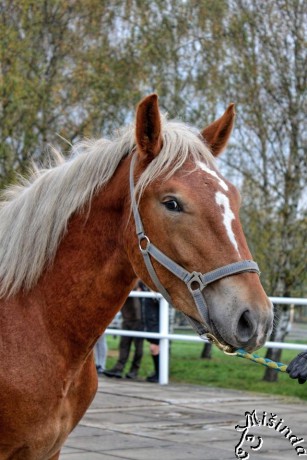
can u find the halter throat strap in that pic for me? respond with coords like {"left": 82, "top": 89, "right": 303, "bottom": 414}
{"left": 129, "top": 153, "right": 260, "bottom": 338}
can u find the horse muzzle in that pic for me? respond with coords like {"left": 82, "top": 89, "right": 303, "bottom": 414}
{"left": 205, "top": 282, "right": 274, "bottom": 353}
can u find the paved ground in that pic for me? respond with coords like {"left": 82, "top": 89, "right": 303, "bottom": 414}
{"left": 60, "top": 376, "right": 307, "bottom": 460}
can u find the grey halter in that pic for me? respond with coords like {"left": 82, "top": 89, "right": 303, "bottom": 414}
{"left": 129, "top": 153, "right": 260, "bottom": 339}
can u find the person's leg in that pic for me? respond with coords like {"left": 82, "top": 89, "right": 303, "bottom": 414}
{"left": 94, "top": 334, "right": 108, "bottom": 373}
{"left": 117, "top": 335, "right": 133, "bottom": 369}
{"left": 126, "top": 338, "right": 144, "bottom": 378}
{"left": 104, "top": 335, "right": 132, "bottom": 377}
{"left": 146, "top": 342, "right": 160, "bottom": 383}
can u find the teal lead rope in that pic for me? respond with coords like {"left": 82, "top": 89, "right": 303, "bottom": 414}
{"left": 235, "top": 348, "right": 288, "bottom": 373}
{"left": 206, "top": 333, "right": 288, "bottom": 373}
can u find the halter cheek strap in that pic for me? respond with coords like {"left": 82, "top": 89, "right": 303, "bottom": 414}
{"left": 129, "top": 153, "right": 260, "bottom": 339}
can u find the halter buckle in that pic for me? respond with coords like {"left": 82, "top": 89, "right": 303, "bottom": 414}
{"left": 187, "top": 271, "right": 206, "bottom": 294}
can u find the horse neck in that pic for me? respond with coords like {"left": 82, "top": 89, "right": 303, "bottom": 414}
{"left": 32, "top": 155, "right": 137, "bottom": 362}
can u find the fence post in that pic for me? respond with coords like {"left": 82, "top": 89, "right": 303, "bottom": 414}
{"left": 159, "top": 297, "right": 169, "bottom": 385}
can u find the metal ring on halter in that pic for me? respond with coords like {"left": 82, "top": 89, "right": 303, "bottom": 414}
{"left": 138, "top": 235, "right": 150, "bottom": 254}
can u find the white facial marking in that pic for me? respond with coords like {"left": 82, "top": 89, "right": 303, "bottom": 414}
{"left": 197, "top": 161, "right": 228, "bottom": 191}
{"left": 197, "top": 161, "right": 240, "bottom": 255}
{"left": 215, "top": 191, "right": 240, "bottom": 255}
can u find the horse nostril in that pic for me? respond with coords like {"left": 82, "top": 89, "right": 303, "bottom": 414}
{"left": 236, "top": 310, "right": 255, "bottom": 343}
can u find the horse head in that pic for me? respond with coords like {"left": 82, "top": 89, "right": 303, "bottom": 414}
{"left": 126, "top": 94, "right": 273, "bottom": 353}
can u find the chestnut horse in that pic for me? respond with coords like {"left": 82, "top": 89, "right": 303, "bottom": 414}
{"left": 0, "top": 94, "right": 273, "bottom": 459}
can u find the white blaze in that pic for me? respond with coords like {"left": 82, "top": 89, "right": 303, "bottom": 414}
{"left": 215, "top": 191, "right": 240, "bottom": 255}
{"left": 197, "top": 161, "right": 228, "bottom": 191}
{"left": 197, "top": 161, "right": 240, "bottom": 255}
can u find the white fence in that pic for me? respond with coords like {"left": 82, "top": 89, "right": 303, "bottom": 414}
{"left": 104, "top": 291, "right": 307, "bottom": 385}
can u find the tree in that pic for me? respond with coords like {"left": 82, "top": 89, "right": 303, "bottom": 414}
{"left": 0, "top": 0, "right": 144, "bottom": 188}
{"left": 0, "top": 0, "right": 229, "bottom": 188}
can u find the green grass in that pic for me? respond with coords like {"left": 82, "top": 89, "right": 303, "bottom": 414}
{"left": 105, "top": 334, "right": 307, "bottom": 401}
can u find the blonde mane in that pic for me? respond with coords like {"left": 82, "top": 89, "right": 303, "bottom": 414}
{"left": 0, "top": 117, "right": 214, "bottom": 298}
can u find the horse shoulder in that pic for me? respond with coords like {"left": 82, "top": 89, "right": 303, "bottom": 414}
{"left": 0, "top": 296, "right": 97, "bottom": 458}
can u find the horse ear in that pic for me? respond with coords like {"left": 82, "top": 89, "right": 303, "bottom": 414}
{"left": 135, "top": 94, "right": 163, "bottom": 162}
{"left": 201, "top": 104, "right": 235, "bottom": 157}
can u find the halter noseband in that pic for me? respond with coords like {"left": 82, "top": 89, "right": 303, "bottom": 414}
{"left": 129, "top": 154, "right": 260, "bottom": 341}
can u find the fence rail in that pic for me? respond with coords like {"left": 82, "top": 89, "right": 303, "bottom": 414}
{"left": 105, "top": 292, "right": 307, "bottom": 385}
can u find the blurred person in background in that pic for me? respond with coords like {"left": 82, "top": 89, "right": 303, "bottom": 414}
{"left": 139, "top": 281, "right": 160, "bottom": 383}
{"left": 103, "top": 286, "right": 143, "bottom": 379}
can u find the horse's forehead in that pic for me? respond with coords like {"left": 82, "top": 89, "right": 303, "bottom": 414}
{"left": 149, "top": 158, "right": 236, "bottom": 199}
{"left": 196, "top": 161, "right": 229, "bottom": 192}
{"left": 195, "top": 160, "right": 241, "bottom": 255}
{"left": 169, "top": 159, "right": 233, "bottom": 197}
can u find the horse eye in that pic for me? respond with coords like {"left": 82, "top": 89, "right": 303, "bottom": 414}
{"left": 163, "top": 199, "right": 182, "bottom": 212}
